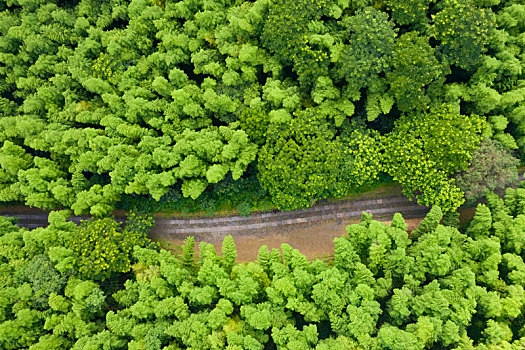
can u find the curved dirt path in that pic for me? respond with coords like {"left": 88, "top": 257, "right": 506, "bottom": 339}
{"left": 1, "top": 184, "right": 428, "bottom": 262}
{"left": 2, "top": 174, "right": 522, "bottom": 262}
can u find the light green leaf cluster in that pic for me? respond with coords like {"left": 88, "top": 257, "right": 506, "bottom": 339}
{"left": 258, "top": 108, "right": 381, "bottom": 210}
{"left": 383, "top": 104, "right": 485, "bottom": 212}
{"left": 5, "top": 185, "right": 525, "bottom": 347}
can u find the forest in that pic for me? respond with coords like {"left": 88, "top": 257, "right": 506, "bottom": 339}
{"left": 1, "top": 186, "right": 525, "bottom": 349}
{"left": 0, "top": 0, "right": 524, "bottom": 215}
{"left": 1, "top": 0, "right": 525, "bottom": 348}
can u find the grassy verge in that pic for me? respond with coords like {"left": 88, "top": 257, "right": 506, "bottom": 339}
{"left": 325, "top": 180, "right": 402, "bottom": 204}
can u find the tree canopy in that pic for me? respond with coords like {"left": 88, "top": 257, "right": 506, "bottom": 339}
{"left": 0, "top": 0, "right": 523, "bottom": 213}
{"left": 2, "top": 185, "right": 525, "bottom": 348}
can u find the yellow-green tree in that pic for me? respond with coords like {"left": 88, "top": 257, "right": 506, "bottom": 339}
{"left": 383, "top": 104, "right": 486, "bottom": 212}
{"left": 71, "top": 213, "right": 154, "bottom": 280}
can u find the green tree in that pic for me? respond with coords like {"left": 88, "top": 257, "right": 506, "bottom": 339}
{"left": 333, "top": 7, "right": 396, "bottom": 99}
{"left": 258, "top": 108, "right": 381, "bottom": 210}
{"left": 431, "top": 0, "right": 494, "bottom": 70}
{"left": 383, "top": 104, "right": 485, "bottom": 212}
{"left": 238, "top": 107, "right": 269, "bottom": 147}
{"left": 386, "top": 32, "right": 443, "bottom": 113}
{"left": 24, "top": 254, "right": 67, "bottom": 309}
{"left": 411, "top": 206, "right": 443, "bottom": 240}
{"left": 71, "top": 213, "right": 154, "bottom": 281}
{"left": 385, "top": 0, "right": 434, "bottom": 28}
{"left": 261, "top": 0, "right": 331, "bottom": 87}
{"left": 0, "top": 141, "right": 32, "bottom": 202}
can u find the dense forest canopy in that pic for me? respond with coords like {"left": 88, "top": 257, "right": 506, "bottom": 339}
{"left": 0, "top": 0, "right": 524, "bottom": 214}
{"left": 2, "top": 186, "right": 525, "bottom": 348}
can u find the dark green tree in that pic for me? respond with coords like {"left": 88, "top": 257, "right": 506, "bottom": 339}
{"left": 386, "top": 32, "right": 443, "bottom": 113}
{"left": 431, "top": 0, "right": 494, "bottom": 70}
{"left": 334, "top": 7, "right": 396, "bottom": 101}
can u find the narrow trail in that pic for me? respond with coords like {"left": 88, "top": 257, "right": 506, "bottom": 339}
{"left": 2, "top": 173, "right": 522, "bottom": 262}
{"left": 0, "top": 184, "right": 428, "bottom": 262}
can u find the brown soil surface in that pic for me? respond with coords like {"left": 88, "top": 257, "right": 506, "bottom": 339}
{"left": 158, "top": 217, "right": 424, "bottom": 263}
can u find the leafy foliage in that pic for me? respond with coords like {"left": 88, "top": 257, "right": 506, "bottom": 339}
{"left": 71, "top": 212, "right": 154, "bottom": 280}
{"left": 262, "top": 0, "right": 331, "bottom": 86}
{"left": 432, "top": 0, "right": 495, "bottom": 70}
{"left": 386, "top": 32, "right": 443, "bottom": 113}
{"left": 258, "top": 108, "right": 381, "bottom": 209}
{"left": 455, "top": 138, "right": 519, "bottom": 202}
{"left": 4, "top": 184, "right": 525, "bottom": 348}
{"left": 0, "top": 0, "right": 523, "bottom": 213}
{"left": 117, "top": 167, "right": 270, "bottom": 216}
{"left": 334, "top": 7, "right": 396, "bottom": 100}
{"left": 386, "top": 0, "right": 434, "bottom": 28}
{"left": 383, "top": 104, "right": 485, "bottom": 212}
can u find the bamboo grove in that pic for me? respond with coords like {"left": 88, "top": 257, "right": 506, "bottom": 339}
{"left": 0, "top": 0, "right": 524, "bottom": 214}
{"left": 2, "top": 186, "right": 525, "bottom": 348}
